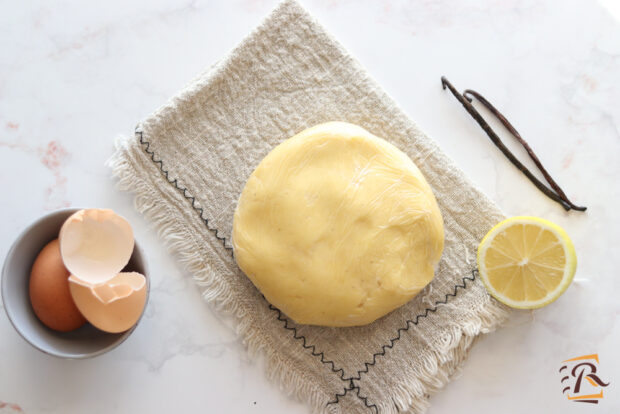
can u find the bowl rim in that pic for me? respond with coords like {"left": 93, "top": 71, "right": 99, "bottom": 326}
{"left": 1, "top": 207, "right": 149, "bottom": 359}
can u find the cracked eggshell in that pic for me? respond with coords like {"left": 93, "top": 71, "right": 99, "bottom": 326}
{"left": 59, "top": 209, "right": 134, "bottom": 284}
{"left": 68, "top": 272, "right": 147, "bottom": 333}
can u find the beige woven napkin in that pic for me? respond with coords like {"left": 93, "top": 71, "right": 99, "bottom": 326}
{"left": 109, "top": 1, "right": 509, "bottom": 412}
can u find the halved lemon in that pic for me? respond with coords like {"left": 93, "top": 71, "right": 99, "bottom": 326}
{"left": 477, "top": 216, "right": 577, "bottom": 309}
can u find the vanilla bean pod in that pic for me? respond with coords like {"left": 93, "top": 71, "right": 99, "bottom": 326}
{"left": 441, "top": 76, "right": 586, "bottom": 212}
{"left": 463, "top": 89, "right": 586, "bottom": 211}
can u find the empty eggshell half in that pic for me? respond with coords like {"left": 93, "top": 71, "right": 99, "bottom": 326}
{"left": 68, "top": 272, "right": 147, "bottom": 333}
{"left": 60, "top": 209, "right": 134, "bottom": 284}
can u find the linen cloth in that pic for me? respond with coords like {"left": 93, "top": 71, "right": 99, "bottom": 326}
{"left": 110, "top": 1, "right": 508, "bottom": 412}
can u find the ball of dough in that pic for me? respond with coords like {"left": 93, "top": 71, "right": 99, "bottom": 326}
{"left": 233, "top": 122, "right": 444, "bottom": 327}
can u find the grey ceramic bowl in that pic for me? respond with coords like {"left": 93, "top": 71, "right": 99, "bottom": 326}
{"left": 1, "top": 208, "right": 149, "bottom": 359}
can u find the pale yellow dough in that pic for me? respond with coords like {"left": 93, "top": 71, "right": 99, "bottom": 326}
{"left": 232, "top": 122, "right": 444, "bottom": 326}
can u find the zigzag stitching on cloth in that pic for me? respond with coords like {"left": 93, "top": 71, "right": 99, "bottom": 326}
{"left": 269, "top": 304, "right": 347, "bottom": 379}
{"left": 327, "top": 270, "right": 478, "bottom": 411}
{"left": 350, "top": 269, "right": 478, "bottom": 381}
{"left": 327, "top": 380, "right": 379, "bottom": 413}
{"left": 136, "top": 129, "right": 233, "bottom": 255}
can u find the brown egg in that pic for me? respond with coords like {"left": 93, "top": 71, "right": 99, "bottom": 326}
{"left": 29, "top": 239, "right": 86, "bottom": 332}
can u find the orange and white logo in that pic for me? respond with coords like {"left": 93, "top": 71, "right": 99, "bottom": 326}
{"left": 560, "top": 354, "right": 610, "bottom": 404}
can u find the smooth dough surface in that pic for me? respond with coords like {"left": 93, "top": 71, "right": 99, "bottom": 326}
{"left": 232, "top": 122, "right": 444, "bottom": 326}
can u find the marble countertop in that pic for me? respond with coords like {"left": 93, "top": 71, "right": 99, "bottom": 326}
{"left": 1, "top": 1, "right": 619, "bottom": 413}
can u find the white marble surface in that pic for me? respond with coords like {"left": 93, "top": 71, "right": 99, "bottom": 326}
{"left": 1, "top": 0, "right": 619, "bottom": 413}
